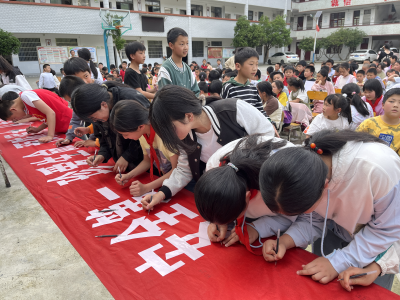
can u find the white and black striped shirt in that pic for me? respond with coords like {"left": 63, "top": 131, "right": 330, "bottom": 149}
{"left": 221, "top": 83, "right": 267, "bottom": 116}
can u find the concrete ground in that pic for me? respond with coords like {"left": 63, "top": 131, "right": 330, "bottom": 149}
{"left": 1, "top": 69, "right": 399, "bottom": 299}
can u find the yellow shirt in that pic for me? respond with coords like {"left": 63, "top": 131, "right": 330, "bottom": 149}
{"left": 356, "top": 116, "right": 400, "bottom": 155}
{"left": 278, "top": 92, "right": 289, "bottom": 108}
{"left": 139, "top": 134, "right": 175, "bottom": 173}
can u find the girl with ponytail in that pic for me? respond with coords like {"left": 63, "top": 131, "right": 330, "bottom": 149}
{"left": 71, "top": 82, "right": 150, "bottom": 173}
{"left": 258, "top": 129, "right": 400, "bottom": 290}
{"left": 194, "top": 134, "right": 296, "bottom": 250}
{"left": 304, "top": 94, "right": 352, "bottom": 137}
{"left": 341, "top": 83, "right": 374, "bottom": 129}
{"left": 110, "top": 100, "right": 178, "bottom": 197}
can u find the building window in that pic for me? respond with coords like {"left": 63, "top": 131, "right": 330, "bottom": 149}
{"left": 330, "top": 12, "right": 345, "bottom": 28}
{"left": 318, "top": 14, "right": 323, "bottom": 28}
{"left": 236, "top": 14, "right": 242, "bottom": 20}
{"left": 211, "top": 41, "right": 222, "bottom": 46}
{"left": 363, "top": 9, "right": 371, "bottom": 25}
{"left": 306, "top": 16, "right": 313, "bottom": 30}
{"left": 50, "top": 0, "right": 72, "bottom": 4}
{"left": 191, "top": 5, "right": 203, "bottom": 16}
{"left": 256, "top": 46, "right": 262, "bottom": 55}
{"left": 180, "top": 10, "right": 186, "bottom": 15}
{"left": 18, "top": 38, "right": 41, "bottom": 62}
{"left": 145, "top": 0, "right": 160, "bottom": 12}
{"left": 116, "top": 1, "right": 133, "bottom": 10}
{"left": 225, "top": 13, "right": 231, "bottom": 19}
{"left": 248, "top": 10, "right": 253, "bottom": 21}
{"left": 164, "top": 7, "right": 173, "bottom": 14}
{"left": 55, "top": 38, "right": 78, "bottom": 46}
{"left": 258, "top": 12, "right": 263, "bottom": 20}
{"left": 147, "top": 41, "right": 163, "bottom": 58}
{"left": 192, "top": 41, "right": 204, "bottom": 57}
{"left": 353, "top": 10, "right": 360, "bottom": 26}
{"left": 77, "top": 0, "right": 90, "bottom": 6}
{"left": 211, "top": 7, "right": 222, "bottom": 18}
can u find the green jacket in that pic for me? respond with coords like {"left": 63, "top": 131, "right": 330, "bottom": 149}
{"left": 158, "top": 57, "right": 200, "bottom": 96}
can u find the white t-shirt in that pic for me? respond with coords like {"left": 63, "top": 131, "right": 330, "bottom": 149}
{"left": 0, "top": 85, "right": 26, "bottom": 99}
{"left": 304, "top": 113, "right": 350, "bottom": 136}
{"left": 20, "top": 91, "right": 40, "bottom": 108}
{"left": 335, "top": 74, "right": 356, "bottom": 89}
{"left": 289, "top": 89, "right": 309, "bottom": 104}
{"left": 195, "top": 127, "right": 222, "bottom": 163}
{"left": 350, "top": 103, "right": 374, "bottom": 130}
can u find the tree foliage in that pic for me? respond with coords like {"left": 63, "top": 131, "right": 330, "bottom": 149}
{"left": 0, "top": 28, "right": 21, "bottom": 56}
{"left": 297, "top": 37, "right": 315, "bottom": 52}
{"left": 259, "top": 15, "right": 292, "bottom": 61}
{"left": 232, "top": 16, "right": 264, "bottom": 48}
{"left": 111, "top": 28, "right": 126, "bottom": 63}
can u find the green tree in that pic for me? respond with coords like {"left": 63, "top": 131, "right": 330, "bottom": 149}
{"left": 298, "top": 37, "right": 328, "bottom": 61}
{"left": 323, "top": 27, "right": 367, "bottom": 60}
{"left": 0, "top": 29, "right": 20, "bottom": 56}
{"left": 259, "top": 15, "right": 292, "bottom": 63}
{"left": 232, "top": 16, "right": 264, "bottom": 48}
{"left": 111, "top": 28, "right": 126, "bottom": 63}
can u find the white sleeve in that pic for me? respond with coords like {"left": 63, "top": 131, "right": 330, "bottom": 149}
{"left": 376, "top": 242, "right": 400, "bottom": 276}
{"left": 253, "top": 215, "right": 298, "bottom": 239}
{"left": 38, "top": 74, "right": 44, "bottom": 89}
{"left": 236, "top": 100, "right": 275, "bottom": 137}
{"left": 297, "top": 89, "right": 309, "bottom": 104}
{"left": 20, "top": 91, "right": 40, "bottom": 107}
{"left": 304, "top": 114, "right": 322, "bottom": 136}
{"left": 15, "top": 75, "right": 32, "bottom": 90}
{"left": 161, "top": 148, "right": 193, "bottom": 197}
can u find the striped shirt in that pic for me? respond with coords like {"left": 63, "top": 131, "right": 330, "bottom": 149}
{"left": 221, "top": 82, "right": 267, "bottom": 117}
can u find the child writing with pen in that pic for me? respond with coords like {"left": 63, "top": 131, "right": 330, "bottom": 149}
{"left": 110, "top": 100, "right": 178, "bottom": 197}
{"left": 0, "top": 89, "right": 72, "bottom": 143}
{"left": 258, "top": 130, "right": 400, "bottom": 291}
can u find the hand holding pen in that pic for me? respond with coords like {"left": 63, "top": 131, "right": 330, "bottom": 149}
{"left": 338, "top": 264, "right": 380, "bottom": 292}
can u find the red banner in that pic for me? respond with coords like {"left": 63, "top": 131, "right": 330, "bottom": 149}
{"left": 0, "top": 120, "right": 398, "bottom": 300}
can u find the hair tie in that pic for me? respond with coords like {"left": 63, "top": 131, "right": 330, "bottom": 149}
{"left": 310, "top": 143, "right": 323, "bottom": 155}
{"left": 296, "top": 77, "right": 300, "bottom": 81}
{"left": 342, "top": 93, "right": 347, "bottom": 98}
{"left": 227, "top": 162, "right": 238, "bottom": 172}
{"left": 101, "top": 84, "right": 108, "bottom": 89}
{"left": 352, "top": 91, "right": 356, "bottom": 95}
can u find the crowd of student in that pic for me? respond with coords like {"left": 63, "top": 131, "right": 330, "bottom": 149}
{"left": 0, "top": 28, "right": 400, "bottom": 294}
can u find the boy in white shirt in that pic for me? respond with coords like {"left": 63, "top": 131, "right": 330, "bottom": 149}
{"left": 38, "top": 64, "right": 58, "bottom": 94}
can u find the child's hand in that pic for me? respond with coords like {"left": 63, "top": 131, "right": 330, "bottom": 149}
{"left": 141, "top": 191, "right": 164, "bottom": 212}
{"left": 39, "top": 136, "right": 54, "bottom": 143}
{"left": 297, "top": 256, "right": 338, "bottom": 284}
{"left": 87, "top": 154, "right": 104, "bottom": 167}
{"left": 74, "top": 127, "right": 90, "bottom": 137}
{"left": 26, "top": 126, "right": 41, "bottom": 134}
{"left": 207, "top": 223, "right": 228, "bottom": 243}
{"left": 55, "top": 138, "right": 71, "bottom": 147}
{"left": 338, "top": 264, "right": 381, "bottom": 292}
{"left": 114, "top": 156, "right": 128, "bottom": 173}
{"left": 262, "top": 239, "right": 287, "bottom": 263}
{"left": 74, "top": 140, "right": 97, "bottom": 148}
{"left": 129, "top": 181, "right": 149, "bottom": 197}
{"left": 115, "top": 173, "right": 130, "bottom": 186}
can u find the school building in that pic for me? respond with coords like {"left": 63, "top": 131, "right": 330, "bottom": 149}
{"left": 290, "top": 0, "right": 400, "bottom": 61}
{"left": 0, "top": 0, "right": 291, "bottom": 75}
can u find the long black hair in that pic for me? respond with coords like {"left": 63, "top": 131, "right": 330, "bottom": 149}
{"left": 341, "top": 83, "right": 369, "bottom": 117}
{"left": 257, "top": 81, "right": 276, "bottom": 97}
{"left": 287, "top": 77, "right": 305, "bottom": 91}
{"left": 64, "top": 57, "right": 91, "bottom": 76}
{"left": 199, "top": 72, "right": 207, "bottom": 82}
{"left": 150, "top": 85, "right": 203, "bottom": 154}
{"left": 59, "top": 75, "right": 86, "bottom": 98}
{"left": 325, "top": 94, "right": 352, "bottom": 124}
{"left": 195, "top": 134, "right": 287, "bottom": 224}
{"left": 259, "top": 130, "right": 385, "bottom": 215}
{"left": 77, "top": 48, "right": 99, "bottom": 79}
{"left": 0, "top": 56, "right": 14, "bottom": 75}
{"left": 110, "top": 100, "right": 149, "bottom": 133}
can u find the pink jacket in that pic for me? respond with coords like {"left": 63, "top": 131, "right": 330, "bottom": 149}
{"left": 311, "top": 81, "right": 335, "bottom": 95}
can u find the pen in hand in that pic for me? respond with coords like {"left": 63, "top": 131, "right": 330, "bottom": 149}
{"left": 337, "top": 270, "right": 377, "bottom": 281}
{"left": 148, "top": 196, "right": 152, "bottom": 215}
{"left": 275, "top": 229, "right": 280, "bottom": 266}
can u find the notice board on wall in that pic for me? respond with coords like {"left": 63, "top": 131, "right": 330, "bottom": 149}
{"left": 37, "top": 47, "right": 69, "bottom": 64}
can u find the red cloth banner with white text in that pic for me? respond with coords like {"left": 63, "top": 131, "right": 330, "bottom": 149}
{"left": 0, "top": 120, "right": 398, "bottom": 300}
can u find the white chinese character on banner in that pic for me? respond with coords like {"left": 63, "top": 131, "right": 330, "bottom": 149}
{"left": 47, "top": 166, "right": 113, "bottom": 186}
{"left": 135, "top": 222, "right": 211, "bottom": 276}
{"left": 23, "top": 145, "right": 76, "bottom": 158}
{"left": 36, "top": 160, "right": 87, "bottom": 175}
{"left": 30, "top": 151, "right": 91, "bottom": 166}
{"left": 8, "top": 134, "right": 59, "bottom": 148}
{"left": 110, "top": 204, "right": 198, "bottom": 245}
